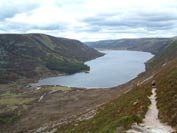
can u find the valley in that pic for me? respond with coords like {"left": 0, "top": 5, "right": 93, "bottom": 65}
{"left": 1, "top": 0, "right": 177, "bottom": 133}
{"left": 0, "top": 34, "right": 176, "bottom": 133}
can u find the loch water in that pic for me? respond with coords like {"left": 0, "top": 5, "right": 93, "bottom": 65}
{"left": 31, "top": 50, "right": 153, "bottom": 88}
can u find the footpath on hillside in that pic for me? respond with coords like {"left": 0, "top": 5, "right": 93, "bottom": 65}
{"left": 127, "top": 87, "right": 175, "bottom": 133}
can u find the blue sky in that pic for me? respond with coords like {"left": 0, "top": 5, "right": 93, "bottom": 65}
{"left": 0, "top": 0, "right": 177, "bottom": 41}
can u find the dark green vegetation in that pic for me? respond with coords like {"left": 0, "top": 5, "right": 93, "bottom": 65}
{"left": 0, "top": 33, "right": 103, "bottom": 84}
{"left": 86, "top": 38, "right": 169, "bottom": 55}
{"left": 0, "top": 113, "right": 17, "bottom": 124}
{"left": 0, "top": 89, "right": 35, "bottom": 127}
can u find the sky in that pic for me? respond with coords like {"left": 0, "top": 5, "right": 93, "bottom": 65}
{"left": 0, "top": 0, "right": 177, "bottom": 41}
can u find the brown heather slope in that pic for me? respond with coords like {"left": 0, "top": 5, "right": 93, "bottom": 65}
{"left": 0, "top": 84, "right": 136, "bottom": 133}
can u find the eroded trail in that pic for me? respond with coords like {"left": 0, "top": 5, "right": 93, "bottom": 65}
{"left": 127, "top": 88, "right": 174, "bottom": 133}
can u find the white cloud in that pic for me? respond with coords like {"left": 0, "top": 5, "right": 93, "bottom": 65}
{"left": 0, "top": 0, "right": 177, "bottom": 41}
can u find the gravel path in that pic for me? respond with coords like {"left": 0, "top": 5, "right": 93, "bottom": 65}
{"left": 127, "top": 88, "right": 174, "bottom": 133}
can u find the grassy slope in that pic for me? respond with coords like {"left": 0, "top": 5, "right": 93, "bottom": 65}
{"left": 146, "top": 38, "right": 177, "bottom": 130}
{"left": 0, "top": 33, "right": 103, "bottom": 84}
{"left": 149, "top": 38, "right": 177, "bottom": 130}
{"left": 57, "top": 38, "right": 177, "bottom": 132}
{"left": 155, "top": 59, "right": 177, "bottom": 130}
{"left": 146, "top": 37, "right": 177, "bottom": 69}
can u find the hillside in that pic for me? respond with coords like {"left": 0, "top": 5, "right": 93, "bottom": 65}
{"left": 147, "top": 37, "right": 177, "bottom": 69}
{"left": 0, "top": 34, "right": 103, "bottom": 84}
{"left": 146, "top": 37, "right": 177, "bottom": 129}
{"left": 86, "top": 38, "right": 169, "bottom": 55}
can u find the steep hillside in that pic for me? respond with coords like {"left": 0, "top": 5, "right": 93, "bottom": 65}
{"left": 146, "top": 37, "right": 177, "bottom": 69}
{"left": 146, "top": 37, "right": 177, "bottom": 129}
{"left": 86, "top": 38, "right": 169, "bottom": 55}
{"left": 0, "top": 34, "right": 103, "bottom": 84}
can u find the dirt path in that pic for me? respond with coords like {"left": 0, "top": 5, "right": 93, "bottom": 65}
{"left": 127, "top": 88, "right": 174, "bottom": 133}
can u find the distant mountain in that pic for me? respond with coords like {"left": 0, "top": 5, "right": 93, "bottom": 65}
{"left": 85, "top": 38, "right": 170, "bottom": 55}
{"left": 0, "top": 33, "right": 103, "bottom": 83}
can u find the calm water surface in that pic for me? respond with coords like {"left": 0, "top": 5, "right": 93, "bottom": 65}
{"left": 31, "top": 50, "right": 153, "bottom": 88}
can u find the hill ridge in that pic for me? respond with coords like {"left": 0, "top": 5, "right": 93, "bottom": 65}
{"left": 0, "top": 33, "right": 103, "bottom": 84}
{"left": 86, "top": 38, "right": 170, "bottom": 55}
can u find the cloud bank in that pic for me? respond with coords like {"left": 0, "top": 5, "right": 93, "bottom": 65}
{"left": 0, "top": 0, "right": 177, "bottom": 41}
